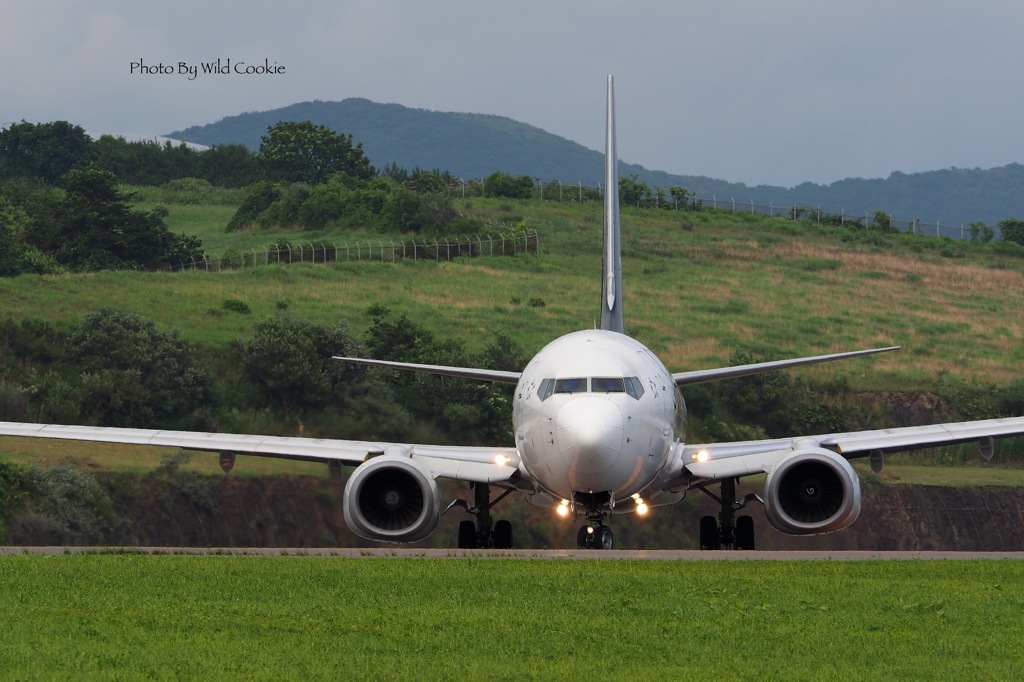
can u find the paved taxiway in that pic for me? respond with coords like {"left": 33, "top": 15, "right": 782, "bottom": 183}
{"left": 3, "top": 547, "right": 1024, "bottom": 559}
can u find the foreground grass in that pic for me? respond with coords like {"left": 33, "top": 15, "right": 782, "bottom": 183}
{"left": 0, "top": 556, "right": 1021, "bottom": 679}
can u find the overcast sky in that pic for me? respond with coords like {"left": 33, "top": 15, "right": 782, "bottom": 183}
{"left": 3, "top": 1, "right": 1021, "bottom": 187}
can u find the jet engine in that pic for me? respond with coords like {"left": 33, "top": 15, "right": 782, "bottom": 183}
{"left": 763, "top": 447, "right": 861, "bottom": 535}
{"left": 343, "top": 455, "right": 440, "bottom": 542}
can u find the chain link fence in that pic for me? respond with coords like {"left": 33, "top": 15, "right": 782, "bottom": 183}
{"left": 173, "top": 230, "right": 538, "bottom": 272}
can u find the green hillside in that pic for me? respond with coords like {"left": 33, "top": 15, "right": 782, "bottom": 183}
{"left": 169, "top": 98, "right": 1024, "bottom": 226}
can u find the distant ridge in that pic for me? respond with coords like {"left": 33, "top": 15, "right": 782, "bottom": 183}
{"left": 170, "top": 98, "right": 1024, "bottom": 225}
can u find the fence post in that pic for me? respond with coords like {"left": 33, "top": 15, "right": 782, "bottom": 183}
{"left": 578, "top": 181, "right": 583, "bottom": 203}
{"left": 434, "top": 240, "right": 439, "bottom": 262}
{"left": 379, "top": 240, "right": 385, "bottom": 262}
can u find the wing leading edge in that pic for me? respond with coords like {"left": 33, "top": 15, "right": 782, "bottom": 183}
{"left": 0, "top": 421, "right": 522, "bottom": 485}
{"left": 680, "top": 416, "right": 1024, "bottom": 482}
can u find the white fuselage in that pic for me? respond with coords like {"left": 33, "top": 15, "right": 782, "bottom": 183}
{"left": 512, "top": 329, "right": 686, "bottom": 509}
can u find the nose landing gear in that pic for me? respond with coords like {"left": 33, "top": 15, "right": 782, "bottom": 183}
{"left": 577, "top": 522, "right": 614, "bottom": 549}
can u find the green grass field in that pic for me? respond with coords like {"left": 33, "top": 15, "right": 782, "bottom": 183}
{"left": 1, "top": 555, "right": 1021, "bottom": 679}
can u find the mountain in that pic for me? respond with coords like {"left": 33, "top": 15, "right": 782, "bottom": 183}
{"left": 169, "top": 99, "right": 1024, "bottom": 226}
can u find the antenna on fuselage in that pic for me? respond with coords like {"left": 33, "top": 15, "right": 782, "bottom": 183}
{"left": 600, "top": 75, "right": 624, "bottom": 334}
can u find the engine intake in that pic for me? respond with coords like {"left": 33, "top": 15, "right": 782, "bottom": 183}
{"left": 763, "top": 447, "right": 861, "bottom": 535}
{"left": 343, "top": 455, "right": 440, "bottom": 542}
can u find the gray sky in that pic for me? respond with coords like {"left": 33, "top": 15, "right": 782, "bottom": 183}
{"left": 3, "top": 0, "right": 1021, "bottom": 187}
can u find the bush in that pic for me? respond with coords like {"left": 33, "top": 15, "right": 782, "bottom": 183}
{"left": 67, "top": 309, "right": 212, "bottom": 427}
{"left": 241, "top": 316, "right": 365, "bottom": 415}
{"left": 997, "top": 218, "right": 1024, "bottom": 246}
{"left": 7, "top": 463, "right": 129, "bottom": 545}
{"left": 483, "top": 171, "right": 533, "bottom": 199}
{"left": 226, "top": 181, "right": 281, "bottom": 231}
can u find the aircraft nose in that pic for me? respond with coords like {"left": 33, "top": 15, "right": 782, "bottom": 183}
{"left": 555, "top": 397, "right": 624, "bottom": 474}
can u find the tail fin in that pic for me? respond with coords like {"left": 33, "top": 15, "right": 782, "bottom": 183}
{"left": 601, "top": 75, "right": 625, "bottom": 333}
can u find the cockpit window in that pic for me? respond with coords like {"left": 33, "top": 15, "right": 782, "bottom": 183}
{"left": 537, "top": 376, "right": 645, "bottom": 401}
{"left": 554, "top": 378, "right": 587, "bottom": 394}
{"left": 625, "top": 376, "right": 645, "bottom": 400}
{"left": 591, "top": 377, "right": 625, "bottom": 393}
{"left": 538, "top": 378, "right": 555, "bottom": 401}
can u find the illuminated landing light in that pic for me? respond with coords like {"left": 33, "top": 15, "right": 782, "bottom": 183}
{"left": 692, "top": 449, "right": 710, "bottom": 463}
{"left": 494, "top": 454, "right": 511, "bottom": 466}
{"left": 556, "top": 501, "right": 570, "bottom": 517}
{"left": 636, "top": 502, "right": 649, "bottom": 516}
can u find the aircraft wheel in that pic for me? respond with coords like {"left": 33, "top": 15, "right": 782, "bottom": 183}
{"left": 736, "top": 515, "right": 755, "bottom": 551}
{"left": 595, "top": 525, "right": 614, "bottom": 550}
{"left": 699, "top": 515, "right": 719, "bottom": 550}
{"left": 576, "top": 525, "right": 590, "bottom": 549}
{"left": 494, "top": 520, "right": 513, "bottom": 549}
{"left": 458, "top": 520, "right": 477, "bottom": 549}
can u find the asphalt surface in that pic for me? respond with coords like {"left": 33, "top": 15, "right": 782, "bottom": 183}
{"left": 3, "top": 547, "right": 1024, "bottom": 559}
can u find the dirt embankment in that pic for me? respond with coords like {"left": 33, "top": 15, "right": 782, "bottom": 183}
{"left": 9, "top": 470, "right": 1019, "bottom": 551}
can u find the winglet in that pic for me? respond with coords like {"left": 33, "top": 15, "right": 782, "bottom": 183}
{"left": 600, "top": 75, "right": 625, "bottom": 334}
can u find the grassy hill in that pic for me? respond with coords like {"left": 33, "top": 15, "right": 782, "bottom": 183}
{"left": 169, "top": 98, "right": 1024, "bottom": 225}
{"left": 3, "top": 193, "right": 1022, "bottom": 388}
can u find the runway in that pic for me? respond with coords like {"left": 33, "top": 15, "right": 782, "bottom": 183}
{"left": 3, "top": 547, "right": 1024, "bottom": 559}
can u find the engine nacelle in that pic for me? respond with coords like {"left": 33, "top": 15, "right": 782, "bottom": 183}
{"left": 763, "top": 447, "right": 861, "bottom": 535}
{"left": 343, "top": 455, "right": 440, "bottom": 543}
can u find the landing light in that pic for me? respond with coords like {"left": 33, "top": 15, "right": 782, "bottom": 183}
{"left": 494, "top": 454, "right": 511, "bottom": 466}
{"left": 636, "top": 502, "right": 649, "bottom": 516}
{"left": 556, "top": 502, "right": 570, "bottom": 517}
{"left": 692, "top": 449, "right": 710, "bottom": 463}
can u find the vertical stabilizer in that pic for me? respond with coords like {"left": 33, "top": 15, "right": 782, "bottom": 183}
{"left": 601, "top": 75, "right": 625, "bottom": 334}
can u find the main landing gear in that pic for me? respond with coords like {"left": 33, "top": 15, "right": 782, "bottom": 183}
{"left": 697, "top": 478, "right": 759, "bottom": 550}
{"left": 448, "top": 482, "right": 515, "bottom": 549}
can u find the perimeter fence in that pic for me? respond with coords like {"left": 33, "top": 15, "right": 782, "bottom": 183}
{"left": 455, "top": 177, "right": 1006, "bottom": 242}
{"left": 172, "top": 230, "right": 538, "bottom": 272}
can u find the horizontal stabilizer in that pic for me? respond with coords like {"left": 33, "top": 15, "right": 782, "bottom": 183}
{"left": 671, "top": 346, "right": 900, "bottom": 386}
{"left": 333, "top": 356, "right": 522, "bottom": 384}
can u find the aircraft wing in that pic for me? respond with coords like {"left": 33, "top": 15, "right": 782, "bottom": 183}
{"left": 333, "top": 357, "right": 521, "bottom": 384}
{"left": 0, "top": 421, "right": 522, "bottom": 485}
{"left": 671, "top": 346, "right": 900, "bottom": 386}
{"left": 680, "top": 416, "right": 1024, "bottom": 482}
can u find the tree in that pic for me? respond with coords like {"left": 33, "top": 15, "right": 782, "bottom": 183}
{"left": 997, "top": 218, "right": 1024, "bottom": 246}
{"left": 258, "top": 121, "right": 374, "bottom": 184}
{"left": 483, "top": 171, "right": 533, "bottom": 199}
{"left": 198, "top": 144, "right": 260, "bottom": 187}
{"left": 56, "top": 164, "right": 203, "bottom": 270}
{"left": 66, "top": 309, "right": 212, "bottom": 427}
{"left": 968, "top": 221, "right": 995, "bottom": 243}
{"left": 241, "top": 317, "right": 365, "bottom": 415}
{"left": 0, "top": 121, "right": 95, "bottom": 184}
{"left": 618, "top": 174, "right": 651, "bottom": 207}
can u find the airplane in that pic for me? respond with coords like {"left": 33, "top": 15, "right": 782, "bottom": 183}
{"left": 2, "top": 76, "right": 1023, "bottom": 550}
